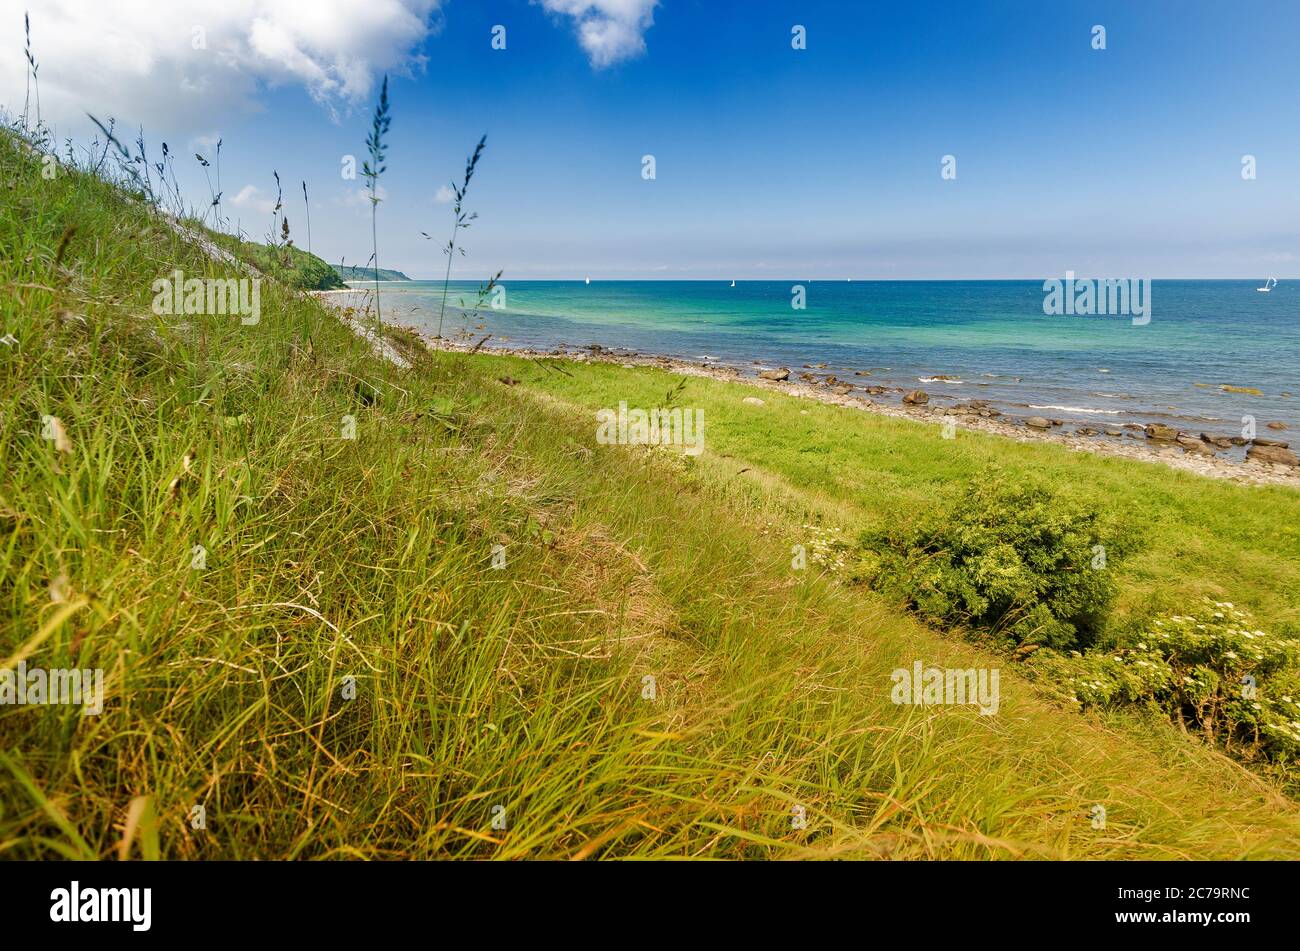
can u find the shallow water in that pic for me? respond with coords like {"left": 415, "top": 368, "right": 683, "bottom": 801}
{"left": 352, "top": 279, "right": 1299, "bottom": 438}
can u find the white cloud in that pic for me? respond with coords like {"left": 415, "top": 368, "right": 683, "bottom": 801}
{"left": 231, "top": 184, "right": 277, "bottom": 215}
{"left": 192, "top": 133, "right": 223, "bottom": 153}
{"left": 0, "top": 1, "right": 442, "bottom": 134}
{"left": 434, "top": 184, "right": 454, "bottom": 203}
{"left": 536, "top": 0, "right": 657, "bottom": 68}
{"left": 343, "top": 184, "right": 388, "bottom": 208}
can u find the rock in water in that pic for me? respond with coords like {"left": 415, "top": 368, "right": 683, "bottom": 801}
{"left": 1025, "top": 416, "right": 1051, "bottom": 429}
{"left": 1144, "top": 423, "right": 1179, "bottom": 441}
{"left": 1247, "top": 443, "right": 1300, "bottom": 466}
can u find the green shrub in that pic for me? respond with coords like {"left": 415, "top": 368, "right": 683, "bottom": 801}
{"left": 854, "top": 474, "right": 1128, "bottom": 650}
{"left": 1030, "top": 600, "right": 1300, "bottom": 763}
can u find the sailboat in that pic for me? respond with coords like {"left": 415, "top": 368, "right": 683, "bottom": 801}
{"left": 730, "top": 279, "right": 736, "bottom": 287}
{"left": 585, "top": 276, "right": 590, "bottom": 285}
{"left": 1257, "top": 277, "right": 1277, "bottom": 292}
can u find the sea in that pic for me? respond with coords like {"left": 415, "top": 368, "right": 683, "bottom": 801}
{"left": 347, "top": 279, "right": 1298, "bottom": 441}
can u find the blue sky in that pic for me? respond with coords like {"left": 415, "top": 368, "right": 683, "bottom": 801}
{"left": 7, "top": 0, "right": 1300, "bottom": 279}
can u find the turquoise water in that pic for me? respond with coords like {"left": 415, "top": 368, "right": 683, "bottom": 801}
{"left": 354, "top": 279, "right": 1298, "bottom": 437}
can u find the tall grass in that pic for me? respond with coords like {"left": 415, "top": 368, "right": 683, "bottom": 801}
{"left": 2, "top": 17, "right": 1297, "bottom": 856}
{"left": 194, "top": 149, "right": 218, "bottom": 226}
{"left": 426, "top": 135, "right": 486, "bottom": 356}
{"left": 302, "top": 180, "right": 312, "bottom": 256}
{"left": 22, "top": 12, "right": 40, "bottom": 134}
{"left": 362, "top": 76, "right": 391, "bottom": 333}
{"left": 3, "top": 126, "right": 1300, "bottom": 860}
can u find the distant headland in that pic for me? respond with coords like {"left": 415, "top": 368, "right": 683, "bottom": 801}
{"left": 334, "top": 264, "right": 412, "bottom": 282}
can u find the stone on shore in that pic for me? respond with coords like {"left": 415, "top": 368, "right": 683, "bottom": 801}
{"left": 1025, "top": 416, "right": 1051, "bottom": 429}
{"left": 902, "top": 390, "right": 929, "bottom": 405}
{"left": 1176, "top": 434, "right": 1215, "bottom": 455}
{"left": 741, "top": 396, "right": 765, "bottom": 406}
{"left": 758, "top": 368, "right": 790, "bottom": 381}
{"left": 1144, "top": 423, "right": 1179, "bottom": 441}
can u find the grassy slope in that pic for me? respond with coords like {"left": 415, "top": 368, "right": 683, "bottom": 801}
{"left": 207, "top": 232, "right": 345, "bottom": 291}
{"left": 472, "top": 356, "right": 1300, "bottom": 638}
{"left": 3, "top": 131, "right": 1300, "bottom": 860}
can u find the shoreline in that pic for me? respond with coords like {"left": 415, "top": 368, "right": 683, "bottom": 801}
{"left": 314, "top": 292, "right": 1300, "bottom": 488}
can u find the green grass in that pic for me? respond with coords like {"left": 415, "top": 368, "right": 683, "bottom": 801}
{"left": 4, "top": 127, "right": 1300, "bottom": 860}
{"left": 208, "top": 231, "right": 344, "bottom": 291}
{"left": 476, "top": 356, "right": 1300, "bottom": 638}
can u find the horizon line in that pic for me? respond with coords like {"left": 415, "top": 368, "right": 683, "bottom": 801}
{"left": 359, "top": 275, "right": 1296, "bottom": 283}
